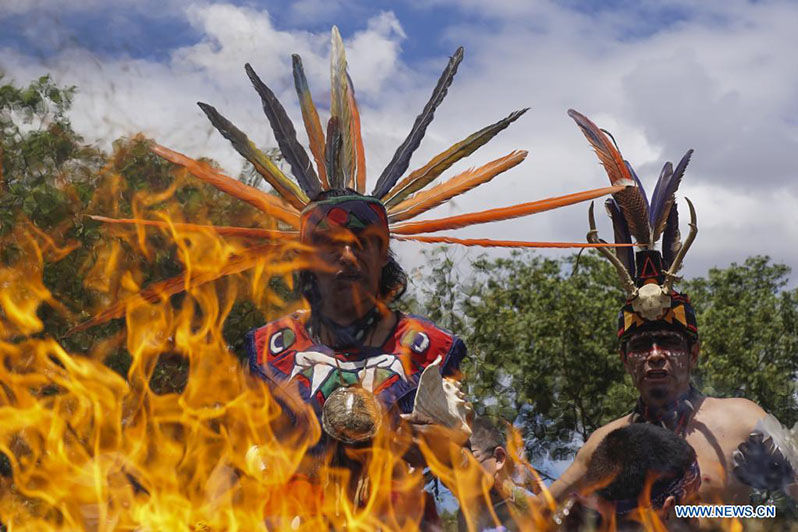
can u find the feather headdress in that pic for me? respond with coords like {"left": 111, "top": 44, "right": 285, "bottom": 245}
{"left": 569, "top": 109, "right": 698, "bottom": 341}
{"left": 73, "top": 29, "right": 628, "bottom": 333}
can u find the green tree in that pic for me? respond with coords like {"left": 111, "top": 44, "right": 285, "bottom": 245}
{"left": 412, "top": 247, "right": 468, "bottom": 333}
{"left": 685, "top": 256, "right": 798, "bottom": 425}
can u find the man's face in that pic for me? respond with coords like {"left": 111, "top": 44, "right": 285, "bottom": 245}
{"left": 310, "top": 225, "right": 388, "bottom": 318}
{"left": 622, "top": 330, "right": 697, "bottom": 404}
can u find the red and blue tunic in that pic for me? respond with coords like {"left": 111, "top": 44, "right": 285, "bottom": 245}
{"left": 246, "top": 311, "right": 466, "bottom": 417}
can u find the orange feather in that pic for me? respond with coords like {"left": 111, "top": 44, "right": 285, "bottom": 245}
{"left": 389, "top": 185, "right": 625, "bottom": 234}
{"left": 387, "top": 151, "right": 526, "bottom": 222}
{"left": 382, "top": 109, "right": 527, "bottom": 207}
{"left": 149, "top": 143, "right": 300, "bottom": 227}
{"left": 394, "top": 235, "right": 636, "bottom": 248}
{"left": 347, "top": 75, "right": 367, "bottom": 193}
{"left": 567, "top": 109, "right": 634, "bottom": 187}
{"left": 292, "top": 54, "right": 328, "bottom": 189}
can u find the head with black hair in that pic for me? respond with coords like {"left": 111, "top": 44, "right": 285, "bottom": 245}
{"left": 297, "top": 189, "right": 407, "bottom": 328}
{"left": 585, "top": 423, "right": 700, "bottom": 516}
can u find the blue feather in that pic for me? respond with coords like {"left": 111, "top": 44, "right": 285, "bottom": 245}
{"left": 605, "top": 198, "right": 635, "bottom": 278}
{"left": 649, "top": 161, "right": 673, "bottom": 229}
{"left": 372, "top": 47, "right": 464, "bottom": 198}
{"left": 650, "top": 149, "right": 692, "bottom": 243}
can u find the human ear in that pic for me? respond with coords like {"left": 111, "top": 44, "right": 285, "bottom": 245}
{"left": 494, "top": 446, "right": 507, "bottom": 472}
{"left": 688, "top": 340, "right": 700, "bottom": 369}
{"left": 661, "top": 495, "right": 676, "bottom": 520}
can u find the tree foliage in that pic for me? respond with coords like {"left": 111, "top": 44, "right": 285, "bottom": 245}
{"left": 415, "top": 250, "right": 636, "bottom": 459}
{"left": 685, "top": 256, "right": 798, "bottom": 425}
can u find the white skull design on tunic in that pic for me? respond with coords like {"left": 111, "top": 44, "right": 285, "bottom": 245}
{"left": 289, "top": 350, "right": 408, "bottom": 397}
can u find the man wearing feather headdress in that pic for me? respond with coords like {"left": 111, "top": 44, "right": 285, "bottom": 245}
{"left": 195, "top": 29, "right": 629, "bottom": 521}
{"left": 177, "top": 33, "right": 622, "bottom": 442}
{"left": 74, "top": 25, "right": 629, "bottom": 523}
{"left": 548, "top": 111, "right": 797, "bottom": 511}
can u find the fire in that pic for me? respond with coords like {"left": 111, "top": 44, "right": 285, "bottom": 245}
{"left": 0, "top": 157, "right": 493, "bottom": 531}
{"left": 0, "top": 151, "right": 747, "bottom": 532}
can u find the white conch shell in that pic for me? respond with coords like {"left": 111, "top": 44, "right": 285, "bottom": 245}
{"left": 412, "top": 356, "right": 473, "bottom": 437}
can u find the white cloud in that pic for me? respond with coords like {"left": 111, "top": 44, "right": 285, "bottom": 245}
{"left": 1, "top": 4, "right": 409, "bottom": 173}
{"left": 173, "top": 4, "right": 321, "bottom": 83}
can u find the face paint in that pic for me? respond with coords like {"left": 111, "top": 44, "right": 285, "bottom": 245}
{"left": 624, "top": 330, "right": 692, "bottom": 405}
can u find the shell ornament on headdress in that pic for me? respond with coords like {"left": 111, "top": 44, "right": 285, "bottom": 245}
{"left": 73, "top": 28, "right": 631, "bottom": 334}
{"left": 568, "top": 110, "right": 699, "bottom": 343}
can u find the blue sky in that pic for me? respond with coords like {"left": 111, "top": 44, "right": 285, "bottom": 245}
{"left": 1, "top": 0, "right": 797, "bottom": 282}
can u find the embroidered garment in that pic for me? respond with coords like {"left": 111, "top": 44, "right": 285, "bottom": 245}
{"left": 246, "top": 311, "right": 466, "bottom": 418}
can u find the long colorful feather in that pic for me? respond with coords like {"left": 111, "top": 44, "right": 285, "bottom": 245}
{"left": 325, "top": 116, "right": 344, "bottom": 189}
{"left": 149, "top": 143, "right": 301, "bottom": 227}
{"left": 245, "top": 63, "right": 320, "bottom": 199}
{"left": 650, "top": 149, "right": 692, "bottom": 243}
{"left": 347, "top": 72, "right": 367, "bottom": 193}
{"left": 648, "top": 161, "right": 673, "bottom": 234}
{"left": 394, "top": 235, "right": 635, "bottom": 248}
{"left": 604, "top": 198, "right": 635, "bottom": 278}
{"left": 197, "top": 102, "right": 308, "bottom": 209}
{"left": 567, "top": 110, "right": 634, "bottom": 187}
{"left": 372, "top": 47, "right": 465, "bottom": 198}
{"left": 390, "top": 185, "right": 624, "bottom": 234}
{"left": 382, "top": 108, "right": 527, "bottom": 207}
{"left": 387, "top": 151, "right": 527, "bottom": 223}
{"left": 621, "top": 161, "right": 652, "bottom": 246}
{"left": 625, "top": 161, "right": 649, "bottom": 212}
{"left": 568, "top": 109, "right": 651, "bottom": 247}
{"left": 88, "top": 215, "right": 298, "bottom": 240}
{"left": 292, "top": 54, "right": 328, "bottom": 189}
{"left": 330, "top": 26, "right": 356, "bottom": 188}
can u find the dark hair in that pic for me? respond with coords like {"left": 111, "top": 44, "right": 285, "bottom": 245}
{"left": 297, "top": 189, "right": 407, "bottom": 306}
{"left": 470, "top": 416, "right": 507, "bottom": 455}
{"left": 586, "top": 423, "right": 696, "bottom": 504}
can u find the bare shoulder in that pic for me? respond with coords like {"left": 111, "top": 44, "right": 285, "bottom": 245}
{"left": 701, "top": 396, "right": 767, "bottom": 420}
{"left": 698, "top": 396, "right": 767, "bottom": 435}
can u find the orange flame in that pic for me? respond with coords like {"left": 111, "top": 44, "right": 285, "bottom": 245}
{"left": 0, "top": 160, "right": 737, "bottom": 532}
